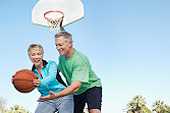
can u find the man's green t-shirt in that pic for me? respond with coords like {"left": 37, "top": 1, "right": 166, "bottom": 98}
{"left": 58, "top": 49, "right": 102, "bottom": 95}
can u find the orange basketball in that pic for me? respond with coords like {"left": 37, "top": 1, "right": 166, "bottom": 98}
{"left": 12, "top": 69, "right": 37, "bottom": 93}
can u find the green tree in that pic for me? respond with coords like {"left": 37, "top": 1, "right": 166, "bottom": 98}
{"left": 126, "top": 95, "right": 151, "bottom": 113}
{"left": 165, "top": 105, "right": 170, "bottom": 113}
{"left": 152, "top": 100, "right": 170, "bottom": 113}
{"left": 0, "top": 97, "right": 8, "bottom": 113}
{"left": 166, "top": 105, "right": 170, "bottom": 113}
{"left": 7, "top": 105, "right": 30, "bottom": 113}
{"left": 0, "top": 97, "right": 31, "bottom": 113}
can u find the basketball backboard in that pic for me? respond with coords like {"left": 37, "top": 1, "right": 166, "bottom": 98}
{"left": 32, "top": 0, "right": 84, "bottom": 27}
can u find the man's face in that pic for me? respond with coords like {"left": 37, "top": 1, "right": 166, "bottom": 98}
{"left": 29, "top": 47, "right": 43, "bottom": 66}
{"left": 55, "top": 36, "right": 72, "bottom": 56}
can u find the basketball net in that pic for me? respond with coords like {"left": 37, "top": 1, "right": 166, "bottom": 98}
{"left": 44, "top": 10, "right": 65, "bottom": 32}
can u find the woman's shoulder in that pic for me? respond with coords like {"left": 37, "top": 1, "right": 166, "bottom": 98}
{"left": 47, "top": 60, "right": 57, "bottom": 66}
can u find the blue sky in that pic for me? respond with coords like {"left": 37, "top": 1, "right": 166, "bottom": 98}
{"left": 1, "top": 0, "right": 170, "bottom": 113}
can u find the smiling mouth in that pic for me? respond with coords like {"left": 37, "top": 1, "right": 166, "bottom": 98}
{"left": 58, "top": 49, "right": 64, "bottom": 54}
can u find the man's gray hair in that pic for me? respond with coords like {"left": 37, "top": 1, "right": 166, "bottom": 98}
{"left": 55, "top": 31, "right": 72, "bottom": 42}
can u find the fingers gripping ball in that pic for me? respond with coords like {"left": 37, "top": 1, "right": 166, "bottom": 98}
{"left": 12, "top": 69, "right": 37, "bottom": 93}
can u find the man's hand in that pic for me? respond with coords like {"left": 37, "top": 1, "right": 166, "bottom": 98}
{"left": 38, "top": 91, "right": 58, "bottom": 101}
{"left": 33, "top": 79, "right": 40, "bottom": 87}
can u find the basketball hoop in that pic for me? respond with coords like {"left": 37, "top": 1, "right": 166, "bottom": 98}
{"left": 44, "top": 10, "right": 64, "bottom": 32}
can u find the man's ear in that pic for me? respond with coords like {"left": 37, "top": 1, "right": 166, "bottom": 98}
{"left": 69, "top": 42, "right": 73, "bottom": 48}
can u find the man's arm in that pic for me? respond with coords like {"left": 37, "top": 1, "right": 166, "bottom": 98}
{"left": 56, "top": 81, "right": 81, "bottom": 97}
{"left": 39, "top": 58, "right": 89, "bottom": 101}
{"left": 39, "top": 81, "right": 81, "bottom": 101}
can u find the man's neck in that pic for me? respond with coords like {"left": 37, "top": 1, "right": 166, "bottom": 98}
{"left": 65, "top": 48, "right": 74, "bottom": 58}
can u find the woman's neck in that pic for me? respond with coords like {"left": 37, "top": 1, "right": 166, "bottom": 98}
{"left": 35, "top": 62, "right": 43, "bottom": 70}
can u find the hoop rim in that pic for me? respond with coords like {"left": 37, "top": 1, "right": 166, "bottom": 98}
{"left": 44, "top": 10, "right": 64, "bottom": 21}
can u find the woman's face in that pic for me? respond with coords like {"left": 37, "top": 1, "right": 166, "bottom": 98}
{"left": 29, "top": 47, "right": 43, "bottom": 67}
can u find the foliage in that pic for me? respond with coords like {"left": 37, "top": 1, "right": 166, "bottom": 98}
{"left": 127, "top": 95, "right": 151, "bottom": 113}
{"left": 0, "top": 97, "right": 8, "bottom": 113}
{"left": 152, "top": 100, "right": 170, "bottom": 113}
{"left": 0, "top": 97, "right": 30, "bottom": 113}
{"left": 7, "top": 105, "right": 30, "bottom": 113}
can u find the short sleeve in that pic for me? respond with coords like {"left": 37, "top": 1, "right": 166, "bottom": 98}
{"left": 71, "top": 62, "right": 89, "bottom": 83}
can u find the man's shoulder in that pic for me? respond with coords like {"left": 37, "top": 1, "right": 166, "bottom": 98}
{"left": 74, "top": 49, "right": 88, "bottom": 60}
